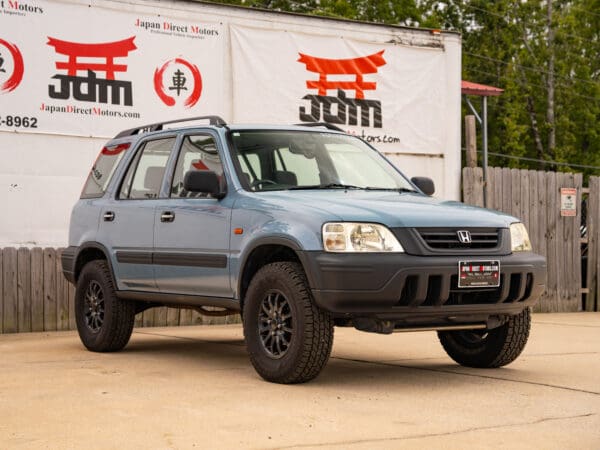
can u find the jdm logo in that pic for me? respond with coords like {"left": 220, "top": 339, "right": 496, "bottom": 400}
{"left": 0, "top": 38, "right": 24, "bottom": 94}
{"left": 153, "top": 58, "right": 202, "bottom": 108}
{"left": 298, "top": 51, "right": 386, "bottom": 128}
{"left": 46, "top": 36, "right": 137, "bottom": 106}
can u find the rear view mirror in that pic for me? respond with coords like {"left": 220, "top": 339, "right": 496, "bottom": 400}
{"left": 411, "top": 177, "right": 435, "bottom": 196}
{"left": 183, "top": 170, "right": 225, "bottom": 199}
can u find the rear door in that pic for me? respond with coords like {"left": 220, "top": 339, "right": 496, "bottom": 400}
{"left": 97, "top": 136, "right": 177, "bottom": 291}
{"left": 153, "top": 132, "right": 233, "bottom": 298}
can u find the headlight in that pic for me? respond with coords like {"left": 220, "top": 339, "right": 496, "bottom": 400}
{"left": 322, "top": 222, "right": 404, "bottom": 252}
{"left": 510, "top": 222, "right": 532, "bottom": 252}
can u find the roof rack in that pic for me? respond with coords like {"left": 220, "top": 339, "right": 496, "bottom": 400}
{"left": 293, "top": 122, "right": 345, "bottom": 132}
{"left": 114, "top": 115, "right": 227, "bottom": 138}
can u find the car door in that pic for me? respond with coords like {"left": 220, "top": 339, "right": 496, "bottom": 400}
{"left": 153, "top": 132, "right": 233, "bottom": 298}
{"left": 97, "top": 136, "right": 177, "bottom": 292}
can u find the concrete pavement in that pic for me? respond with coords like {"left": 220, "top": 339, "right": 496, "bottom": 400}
{"left": 1, "top": 313, "right": 599, "bottom": 449}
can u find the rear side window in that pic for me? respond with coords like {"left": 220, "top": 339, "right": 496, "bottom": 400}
{"left": 80, "top": 143, "right": 131, "bottom": 199}
{"left": 118, "top": 137, "right": 176, "bottom": 200}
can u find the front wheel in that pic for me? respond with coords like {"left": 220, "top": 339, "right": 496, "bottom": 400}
{"left": 75, "top": 260, "right": 136, "bottom": 352}
{"left": 243, "top": 262, "right": 334, "bottom": 384}
{"left": 438, "top": 308, "right": 531, "bottom": 368}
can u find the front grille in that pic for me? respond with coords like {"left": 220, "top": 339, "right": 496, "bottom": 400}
{"left": 417, "top": 228, "right": 500, "bottom": 250}
{"left": 396, "top": 272, "right": 533, "bottom": 307}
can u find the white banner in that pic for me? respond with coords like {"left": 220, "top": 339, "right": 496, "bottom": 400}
{"left": 0, "top": 0, "right": 225, "bottom": 137}
{"left": 231, "top": 25, "right": 447, "bottom": 154}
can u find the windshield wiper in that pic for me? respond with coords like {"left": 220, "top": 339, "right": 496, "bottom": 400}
{"left": 288, "top": 183, "right": 364, "bottom": 190}
{"left": 364, "top": 187, "right": 419, "bottom": 193}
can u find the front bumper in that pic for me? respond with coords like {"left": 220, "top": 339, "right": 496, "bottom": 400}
{"left": 299, "top": 251, "right": 546, "bottom": 325}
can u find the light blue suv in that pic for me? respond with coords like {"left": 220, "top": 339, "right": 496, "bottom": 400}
{"left": 62, "top": 116, "right": 546, "bottom": 384}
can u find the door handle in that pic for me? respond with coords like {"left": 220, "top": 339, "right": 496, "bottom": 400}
{"left": 161, "top": 211, "right": 175, "bottom": 223}
{"left": 103, "top": 211, "right": 115, "bottom": 222}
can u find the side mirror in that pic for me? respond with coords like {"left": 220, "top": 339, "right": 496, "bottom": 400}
{"left": 411, "top": 176, "right": 435, "bottom": 196}
{"left": 183, "top": 170, "right": 225, "bottom": 199}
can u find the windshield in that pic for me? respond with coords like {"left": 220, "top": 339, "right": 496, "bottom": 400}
{"left": 230, "top": 130, "right": 416, "bottom": 192}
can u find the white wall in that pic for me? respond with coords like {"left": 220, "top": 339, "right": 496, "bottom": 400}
{"left": 0, "top": 0, "right": 461, "bottom": 247}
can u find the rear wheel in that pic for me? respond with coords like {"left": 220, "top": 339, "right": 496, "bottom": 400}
{"left": 75, "top": 260, "right": 135, "bottom": 352}
{"left": 243, "top": 262, "right": 334, "bottom": 384}
{"left": 438, "top": 308, "right": 531, "bottom": 368}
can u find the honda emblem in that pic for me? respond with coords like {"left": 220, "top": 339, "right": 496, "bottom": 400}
{"left": 457, "top": 230, "right": 472, "bottom": 244}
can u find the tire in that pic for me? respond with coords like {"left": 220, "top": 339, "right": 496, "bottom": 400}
{"left": 438, "top": 308, "right": 531, "bottom": 368}
{"left": 243, "top": 262, "right": 334, "bottom": 384}
{"left": 75, "top": 260, "right": 136, "bottom": 352}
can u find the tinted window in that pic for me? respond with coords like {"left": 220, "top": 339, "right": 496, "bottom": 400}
{"left": 171, "top": 135, "right": 223, "bottom": 198}
{"left": 80, "top": 143, "right": 131, "bottom": 198}
{"left": 118, "top": 138, "right": 175, "bottom": 200}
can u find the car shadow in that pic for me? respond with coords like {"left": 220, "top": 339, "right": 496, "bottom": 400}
{"left": 114, "top": 331, "right": 517, "bottom": 388}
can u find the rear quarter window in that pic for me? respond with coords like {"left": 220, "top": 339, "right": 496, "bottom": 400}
{"left": 80, "top": 142, "right": 131, "bottom": 198}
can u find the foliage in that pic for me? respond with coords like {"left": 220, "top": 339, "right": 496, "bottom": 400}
{"left": 213, "top": 0, "right": 600, "bottom": 175}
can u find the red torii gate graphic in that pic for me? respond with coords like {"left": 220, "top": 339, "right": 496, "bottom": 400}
{"left": 297, "top": 50, "right": 386, "bottom": 99}
{"left": 46, "top": 36, "right": 137, "bottom": 80}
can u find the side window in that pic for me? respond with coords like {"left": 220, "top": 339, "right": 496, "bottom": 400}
{"left": 171, "top": 134, "right": 224, "bottom": 198}
{"left": 81, "top": 142, "right": 131, "bottom": 198}
{"left": 118, "top": 137, "right": 175, "bottom": 200}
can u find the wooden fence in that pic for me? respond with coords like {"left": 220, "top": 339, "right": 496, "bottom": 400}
{"left": 463, "top": 166, "right": 599, "bottom": 312}
{"left": 2, "top": 167, "right": 597, "bottom": 333}
{"left": 0, "top": 247, "right": 240, "bottom": 334}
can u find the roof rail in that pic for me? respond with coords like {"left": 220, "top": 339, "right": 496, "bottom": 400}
{"left": 114, "top": 115, "right": 227, "bottom": 138}
{"left": 293, "top": 122, "right": 345, "bottom": 132}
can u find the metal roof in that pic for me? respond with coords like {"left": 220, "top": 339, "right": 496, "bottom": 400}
{"left": 461, "top": 80, "right": 504, "bottom": 97}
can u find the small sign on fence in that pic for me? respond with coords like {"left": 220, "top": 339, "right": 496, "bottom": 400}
{"left": 560, "top": 187, "right": 577, "bottom": 217}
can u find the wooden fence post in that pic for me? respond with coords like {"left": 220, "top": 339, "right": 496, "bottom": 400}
{"left": 2, "top": 248, "right": 18, "bottom": 333}
{"left": 17, "top": 248, "right": 32, "bottom": 332}
{"left": 465, "top": 115, "right": 477, "bottom": 168}
{"left": 587, "top": 177, "right": 600, "bottom": 311}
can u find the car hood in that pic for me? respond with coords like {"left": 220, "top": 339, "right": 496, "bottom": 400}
{"left": 252, "top": 190, "right": 519, "bottom": 228}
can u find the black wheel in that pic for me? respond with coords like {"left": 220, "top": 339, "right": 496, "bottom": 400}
{"left": 438, "top": 308, "right": 531, "bottom": 368}
{"left": 75, "top": 260, "right": 136, "bottom": 352}
{"left": 243, "top": 262, "right": 334, "bottom": 384}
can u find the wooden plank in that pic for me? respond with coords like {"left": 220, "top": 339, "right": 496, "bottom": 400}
{"left": 134, "top": 310, "right": 144, "bottom": 328}
{"left": 474, "top": 168, "right": 484, "bottom": 207}
{"left": 179, "top": 307, "right": 193, "bottom": 326}
{"left": 68, "top": 281, "right": 76, "bottom": 330}
{"left": 511, "top": 168, "right": 521, "bottom": 219}
{"left": 572, "top": 173, "right": 583, "bottom": 310}
{"left": 30, "top": 248, "right": 44, "bottom": 331}
{"left": 543, "top": 171, "right": 559, "bottom": 312}
{"left": 493, "top": 167, "right": 503, "bottom": 211}
{"left": 43, "top": 248, "right": 57, "bottom": 331}
{"left": 17, "top": 248, "right": 32, "bottom": 332}
{"left": 166, "top": 307, "right": 180, "bottom": 327}
{"left": 528, "top": 170, "right": 540, "bottom": 253}
{"left": 55, "top": 249, "right": 70, "bottom": 330}
{"left": 485, "top": 167, "right": 495, "bottom": 210}
{"left": 519, "top": 170, "right": 530, "bottom": 231}
{"left": 587, "top": 177, "right": 599, "bottom": 311}
{"left": 191, "top": 310, "right": 203, "bottom": 326}
{"left": 2, "top": 248, "right": 18, "bottom": 333}
{"left": 142, "top": 308, "right": 155, "bottom": 328}
{"left": 502, "top": 167, "right": 513, "bottom": 215}
{"left": 155, "top": 306, "right": 168, "bottom": 328}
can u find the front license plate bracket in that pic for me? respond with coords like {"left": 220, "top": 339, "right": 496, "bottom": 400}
{"left": 458, "top": 260, "right": 501, "bottom": 288}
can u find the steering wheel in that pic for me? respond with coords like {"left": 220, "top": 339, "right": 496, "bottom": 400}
{"left": 251, "top": 179, "right": 277, "bottom": 189}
